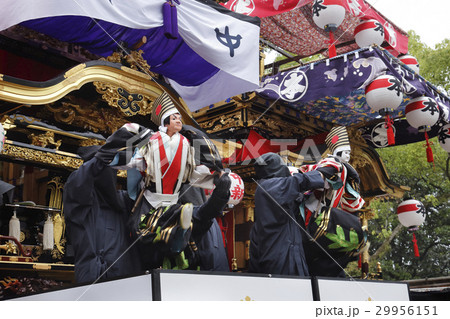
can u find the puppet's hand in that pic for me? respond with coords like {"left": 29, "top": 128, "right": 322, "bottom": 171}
{"left": 212, "top": 172, "right": 231, "bottom": 200}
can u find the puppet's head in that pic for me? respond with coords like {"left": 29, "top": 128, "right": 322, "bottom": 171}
{"left": 151, "top": 92, "right": 180, "bottom": 133}
{"left": 325, "top": 126, "right": 351, "bottom": 163}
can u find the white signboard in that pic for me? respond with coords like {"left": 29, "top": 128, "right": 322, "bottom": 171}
{"left": 13, "top": 274, "right": 152, "bottom": 301}
{"left": 316, "top": 278, "right": 410, "bottom": 301}
{"left": 157, "top": 271, "right": 313, "bottom": 301}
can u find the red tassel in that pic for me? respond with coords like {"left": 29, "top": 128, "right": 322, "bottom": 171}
{"left": 424, "top": 131, "right": 434, "bottom": 163}
{"left": 412, "top": 233, "right": 420, "bottom": 257}
{"left": 385, "top": 115, "right": 395, "bottom": 146}
{"left": 358, "top": 254, "right": 362, "bottom": 269}
{"left": 328, "top": 31, "right": 337, "bottom": 58}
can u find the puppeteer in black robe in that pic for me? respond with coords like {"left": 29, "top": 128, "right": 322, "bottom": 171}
{"left": 179, "top": 181, "right": 230, "bottom": 272}
{"left": 63, "top": 145, "right": 142, "bottom": 283}
{"left": 249, "top": 153, "right": 324, "bottom": 276}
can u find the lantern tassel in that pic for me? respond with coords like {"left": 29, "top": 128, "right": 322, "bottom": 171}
{"left": 424, "top": 131, "right": 434, "bottom": 164}
{"left": 43, "top": 214, "right": 54, "bottom": 251}
{"left": 385, "top": 114, "right": 395, "bottom": 146}
{"left": 9, "top": 210, "right": 20, "bottom": 242}
{"left": 328, "top": 31, "right": 337, "bottom": 58}
{"left": 358, "top": 254, "right": 362, "bottom": 269}
{"left": 412, "top": 233, "right": 420, "bottom": 258}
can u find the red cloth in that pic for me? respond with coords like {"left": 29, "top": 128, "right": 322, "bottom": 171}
{"left": 222, "top": 0, "right": 408, "bottom": 56}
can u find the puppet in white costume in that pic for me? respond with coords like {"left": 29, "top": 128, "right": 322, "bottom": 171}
{"left": 107, "top": 93, "right": 216, "bottom": 268}
{"left": 300, "top": 126, "right": 365, "bottom": 225}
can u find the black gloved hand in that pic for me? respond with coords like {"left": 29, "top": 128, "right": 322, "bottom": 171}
{"left": 316, "top": 166, "right": 338, "bottom": 180}
{"left": 212, "top": 172, "right": 231, "bottom": 199}
{"left": 343, "top": 162, "right": 360, "bottom": 185}
{"left": 95, "top": 124, "right": 153, "bottom": 164}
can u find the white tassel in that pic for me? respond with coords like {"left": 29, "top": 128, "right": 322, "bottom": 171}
{"left": 43, "top": 214, "right": 54, "bottom": 251}
{"left": 8, "top": 210, "right": 20, "bottom": 242}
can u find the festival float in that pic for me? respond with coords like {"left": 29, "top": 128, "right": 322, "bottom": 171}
{"left": 0, "top": 0, "right": 448, "bottom": 301}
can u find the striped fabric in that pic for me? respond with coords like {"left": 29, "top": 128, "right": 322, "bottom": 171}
{"left": 325, "top": 126, "right": 350, "bottom": 155}
{"left": 151, "top": 92, "right": 178, "bottom": 127}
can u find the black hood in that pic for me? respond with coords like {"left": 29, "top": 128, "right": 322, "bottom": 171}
{"left": 254, "top": 153, "right": 290, "bottom": 180}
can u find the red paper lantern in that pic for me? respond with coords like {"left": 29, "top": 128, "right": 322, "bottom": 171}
{"left": 397, "top": 199, "right": 426, "bottom": 257}
{"left": 365, "top": 74, "right": 403, "bottom": 145}
{"left": 399, "top": 54, "right": 420, "bottom": 74}
{"left": 354, "top": 19, "right": 385, "bottom": 48}
{"left": 228, "top": 172, "right": 244, "bottom": 205}
{"left": 312, "top": 0, "right": 346, "bottom": 57}
{"left": 405, "top": 96, "right": 440, "bottom": 163}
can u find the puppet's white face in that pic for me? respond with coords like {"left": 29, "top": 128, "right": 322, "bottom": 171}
{"left": 165, "top": 113, "right": 182, "bottom": 136}
{"left": 338, "top": 150, "right": 351, "bottom": 163}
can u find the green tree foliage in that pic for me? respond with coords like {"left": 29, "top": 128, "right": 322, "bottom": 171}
{"left": 368, "top": 139, "right": 450, "bottom": 280}
{"left": 408, "top": 31, "right": 450, "bottom": 95}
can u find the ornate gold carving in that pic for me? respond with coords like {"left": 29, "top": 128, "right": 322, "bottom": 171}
{"left": 247, "top": 112, "right": 310, "bottom": 138}
{"left": 1, "top": 143, "right": 82, "bottom": 170}
{"left": 103, "top": 49, "right": 157, "bottom": 78}
{"left": 200, "top": 113, "right": 242, "bottom": 133}
{"left": 350, "top": 147, "right": 371, "bottom": 169}
{"left": 245, "top": 206, "right": 254, "bottom": 222}
{"left": 93, "top": 81, "right": 154, "bottom": 116}
{"left": 78, "top": 139, "right": 105, "bottom": 147}
{"left": 0, "top": 242, "right": 17, "bottom": 255}
{"left": 43, "top": 101, "right": 128, "bottom": 134}
{"left": 52, "top": 213, "right": 66, "bottom": 260}
{"left": 348, "top": 127, "right": 369, "bottom": 146}
{"left": 28, "top": 131, "right": 62, "bottom": 150}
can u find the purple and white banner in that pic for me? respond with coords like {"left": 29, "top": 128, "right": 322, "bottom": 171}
{"left": 1, "top": 0, "right": 260, "bottom": 111}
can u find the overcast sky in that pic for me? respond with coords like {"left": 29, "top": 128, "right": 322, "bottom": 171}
{"left": 367, "top": 0, "right": 449, "bottom": 47}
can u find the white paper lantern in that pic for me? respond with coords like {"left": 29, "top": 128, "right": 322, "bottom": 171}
{"left": 365, "top": 75, "right": 403, "bottom": 113}
{"left": 354, "top": 19, "right": 385, "bottom": 48}
{"left": 438, "top": 124, "right": 450, "bottom": 153}
{"left": 397, "top": 199, "right": 426, "bottom": 230}
{"left": 399, "top": 54, "right": 420, "bottom": 74}
{"left": 228, "top": 172, "right": 244, "bottom": 205}
{"left": 312, "top": 0, "right": 346, "bottom": 31}
{"left": 405, "top": 96, "right": 440, "bottom": 131}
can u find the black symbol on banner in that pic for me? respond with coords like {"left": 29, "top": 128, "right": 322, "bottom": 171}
{"left": 423, "top": 98, "right": 438, "bottom": 116}
{"left": 374, "top": 21, "right": 385, "bottom": 37}
{"left": 312, "top": 0, "right": 326, "bottom": 17}
{"left": 387, "top": 78, "right": 402, "bottom": 96}
{"left": 215, "top": 26, "right": 242, "bottom": 57}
